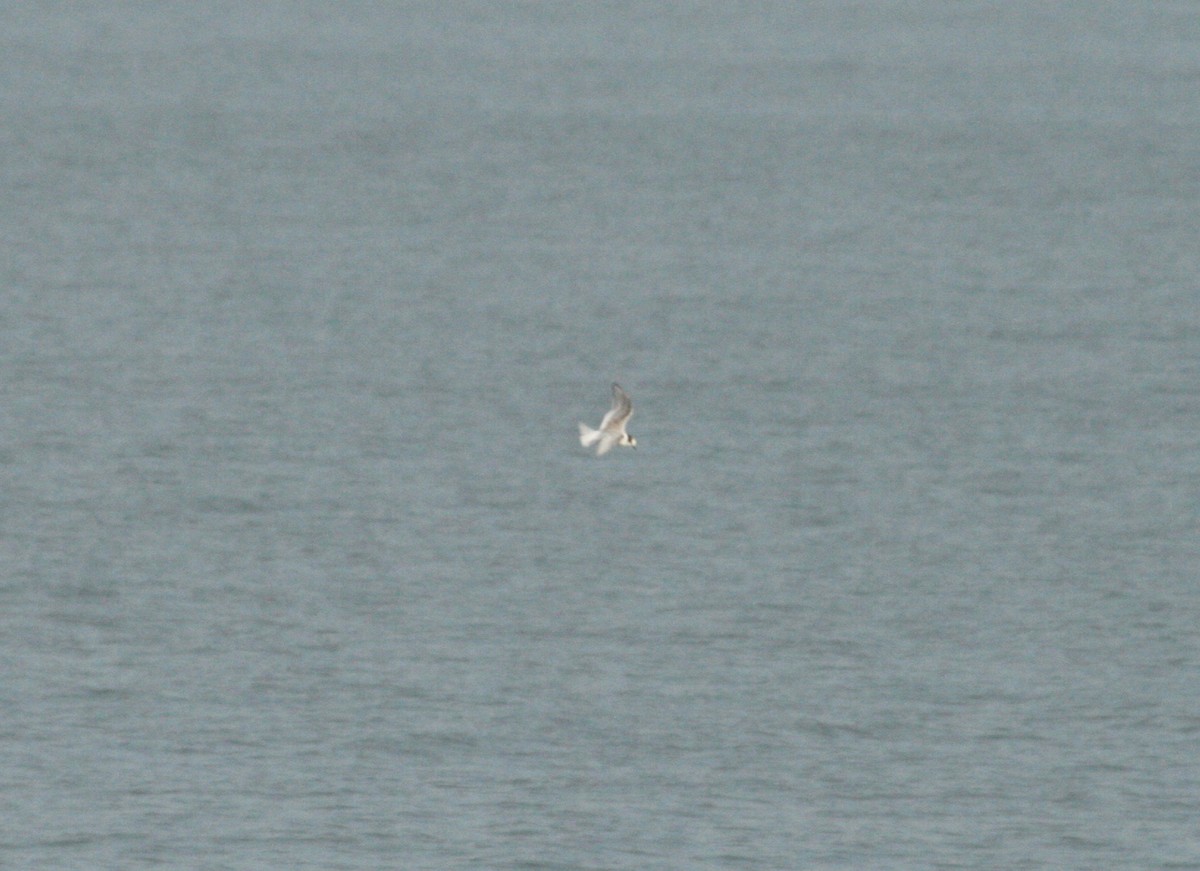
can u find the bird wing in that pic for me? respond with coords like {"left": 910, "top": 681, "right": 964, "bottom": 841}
{"left": 599, "top": 383, "right": 633, "bottom": 432}
{"left": 595, "top": 431, "right": 619, "bottom": 455}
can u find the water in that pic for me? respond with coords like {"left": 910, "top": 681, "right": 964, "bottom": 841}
{"left": 3, "top": 3, "right": 1199, "bottom": 868}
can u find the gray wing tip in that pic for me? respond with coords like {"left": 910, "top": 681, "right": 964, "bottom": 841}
{"left": 609, "top": 382, "right": 632, "bottom": 419}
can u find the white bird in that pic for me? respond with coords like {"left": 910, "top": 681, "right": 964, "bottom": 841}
{"left": 579, "top": 383, "right": 637, "bottom": 456}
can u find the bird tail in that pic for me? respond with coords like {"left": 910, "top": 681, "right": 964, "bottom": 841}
{"left": 579, "top": 422, "right": 601, "bottom": 447}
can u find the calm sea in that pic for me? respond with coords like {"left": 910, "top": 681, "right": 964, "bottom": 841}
{"left": 2, "top": 3, "right": 1198, "bottom": 869}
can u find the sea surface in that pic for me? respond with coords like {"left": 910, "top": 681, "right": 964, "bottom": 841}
{"left": 3, "top": 3, "right": 1199, "bottom": 869}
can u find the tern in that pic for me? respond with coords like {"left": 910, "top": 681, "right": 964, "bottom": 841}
{"left": 579, "top": 383, "right": 637, "bottom": 456}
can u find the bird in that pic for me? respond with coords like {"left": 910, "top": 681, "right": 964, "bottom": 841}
{"left": 579, "top": 383, "right": 637, "bottom": 456}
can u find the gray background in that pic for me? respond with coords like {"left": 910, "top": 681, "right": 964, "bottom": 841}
{"left": 3, "top": 3, "right": 1198, "bottom": 869}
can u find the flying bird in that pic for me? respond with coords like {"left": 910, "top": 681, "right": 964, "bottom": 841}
{"left": 579, "top": 383, "right": 637, "bottom": 456}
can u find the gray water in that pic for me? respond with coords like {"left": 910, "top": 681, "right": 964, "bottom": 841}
{"left": 3, "top": 3, "right": 1199, "bottom": 869}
